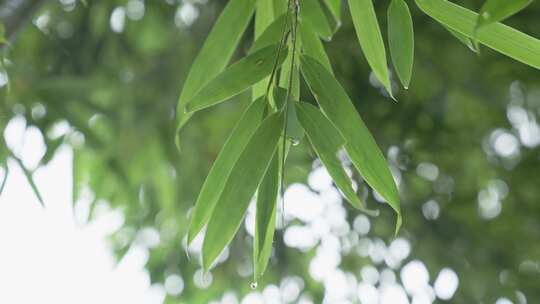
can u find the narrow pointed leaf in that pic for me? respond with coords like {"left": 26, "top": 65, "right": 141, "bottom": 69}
{"left": 12, "top": 155, "right": 45, "bottom": 207}
{"left": 476, "top": 0, "right": 532, "bottom": 30}
{"left": 186, "top": 44, "right": 288, "bottom": 113}
{"left": 348, "top": 0, "right": 393, "bottom": 98}
{"left": 300, "top": 0, "right": 333, "bottom": 40}
{"left": 279, "top": 46, "right": 300, "bottom": 102}
{"left": 296, "top": 102, "right": 379, "bottom": 216}
{"left": 250, "top": 14, "right": 289, "bottom": 54}
{"left": 415, "top": 0, "right": 540, "bottom": 70}
{"left": 253, "top": 153, "right": 279, "bottom": 280}
{"left": 0, "top": 165, "right": 8, "bottom": 197}
{"left": 388, "top": 0, "right": 414, "bottom": 89}
{"left": 299, "top": 21, "right": 333, "bottom": 74}
{"left": 444, "top": 26, "right": 478, "bottom": 53}
{"left": 300, "top": 55, "right": 401, "bottom": 232}
{"left": 273, "top": 87, "right": 304, "bottom": 141}
{"left": 324, "top": 0, "right": 342, "bottom": 23}
{"left": 253, "top": 0, "right": 276, "bottom": 100}
{"left": 175, "top": 0, "right": 255, "bottom": 147}
{"left": 255, "top": 0, "right": 274, "bottom": 39}
{"left": 187, "top": 97, "right": 267, "bottom": 244}
{"left": 202, "top": 112, "right": 285, "bottom": 270}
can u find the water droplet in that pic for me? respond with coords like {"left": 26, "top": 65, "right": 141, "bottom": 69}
{"left": 256, "top": 59, "right": 264, "bottom": 65}
{"left": 184, "top": 245, "right": 191, "bottom": 261}
{"left": 250, "top": 281, "right": 258, "bottom": 289}
{"left": 482, "top": 12, "right": 490, "bottom": 19}
{"left": 291, "top": 138, "right": 300, "bottom": 146}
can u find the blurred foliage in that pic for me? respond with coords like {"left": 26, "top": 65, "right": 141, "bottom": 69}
{"left": 1, "top": 0, "right": 540, "bottom": 303}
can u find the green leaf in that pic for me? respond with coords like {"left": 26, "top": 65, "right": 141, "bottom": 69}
{"left": 388, "top": 0, "right": 414, "bottom": 89}
{"left": 348, "top": 0, "right": 393, "bottom": 98}
{"left": 202, "top": 111, "right": 284, "bottom": 270}
{"left": 279, "top": 47, "right": 300, "bottom": 102}
{"left": 300, "top": 0, "right": 333, "bottom": 41}
{"left": 253, "top": 153, "right": 279, "bottom": 280}
{"left": 476, "top": 0, "right": 532, "bottom": 30}
{"left": 299, "top": 21, "right": 333, "bottom": 74}
{"left": 273, "top": 87, "right": 304, "bottom": 142}
{"left": 175, "top": 0, "right": 256, "bottom": 148}
{"left": 444, "top": 26, "right": 478, "bottom": 53}
{"left": 187, "top": 97, "right": 267, "bottom": 244}
{"left": 295, "top": 102, "right": 379, "bottom": 216}
{"left": 415, "top": 0, "right": 540, "bottom": 70}
{"left": 300, "top": 55, "right": 401, "bottom": 233}
{"left": 252, "top": 0, "right": 277, "bottom": 100}
{"left": 250, "top": 14, "right": 289, "bottom": 54}
{"left": 255, "top": 0, "right": 275, "bottom": 40}
{"left": 11, "top": 154, "right": 45, "bottom": 207}
{"left": 324, "top": 0, "right": 342, "bottom": 23}
{"left": 0, "top": 165, "right": 8, "bottom": 197}
{"left": 185, "top": 44, "right": 288, "bottom": 113}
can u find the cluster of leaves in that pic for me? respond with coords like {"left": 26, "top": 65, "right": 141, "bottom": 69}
{"left": 175, "top": 0, "right": 540, "bottom": 282}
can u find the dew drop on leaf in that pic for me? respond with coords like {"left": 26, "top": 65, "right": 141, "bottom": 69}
{"left": 250, "top": 281, "right": 258, "bottom": 289}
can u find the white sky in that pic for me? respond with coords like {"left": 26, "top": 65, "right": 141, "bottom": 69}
{"left": 0, "top": 142, "right": 164, "bottom": 303}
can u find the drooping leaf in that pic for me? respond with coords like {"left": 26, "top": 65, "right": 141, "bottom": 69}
{"left": 300, "top": 0, "right": 333, "bottom": 41}
{"left": 202, "top": 111, "right": 285, "bottom": 270}
{"left": 415, "top": 0, "right": 540, "bottom": 70}
{"left": 253, "top": 153, "right": 279, "bottom": 280}
{"left": 255, "top": 0, "right": 275, "bottom": 40}
{"left": 388, "top": 0, "right": 414, "bottom": 89}
{"left": 279, "top": 42, "right": 300, "bottom": 102}
{"left": 187, "top": 97, "right": 267, "bottom": 244}
{"left": 175, "top": 0, "right": 256, "bottom": 149}
{"left": 300, "top": 55, "right": 401, "bottom": 233}
{"left": 444, "top": 26, "right": 478, "bottom": 53}
{"left": 273, "top": 87, "right": 304, "bottom": 142}
{"left": 253, "top": 0, "right": 277, "bottom": 100}
{"left": 299, "top": 21, "right": 333, "bottom": 74}
{"left": 273, "top": 0, "right": 288, "bottom": 16}
{"left": 12, "top": 154, "right": 45, "bottom": 207}
{"left": 0, "top": 165, "right": 8, "bottom": 197}
{"left": 324, "top": 0, "right": 342, "bottom": 23}
{"left": 185, "top": 44, "right": 288, "bottom": 113}
{"left": 296, "top": 102, "right": 379, "bottom": 216}
{"left": 348, "top": 0, "right": 393, "bottom": 98}
{"left": 476, "top": 0, "right": 532, "bottom": 30}
{"left": 250, "top": 14, "right": 289, "bottom": 54}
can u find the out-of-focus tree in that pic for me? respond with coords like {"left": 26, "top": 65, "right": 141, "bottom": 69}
{"left": 1, "top": 0, "right": 539, "bottom": 303}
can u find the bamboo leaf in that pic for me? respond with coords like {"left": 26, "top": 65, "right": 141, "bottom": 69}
{"left": 388, "top": 0, "right": 414, "bottom": 89}
{"left": 415, "top": 0, "right": 540, "bottom": 70}
{"left": 250, "top": 14, "right": 289, "bottom": 54}
{"left": 11, "top": 153, "right": 45, "bottom": 207}
{"left": 252, "top": 0, "right": 277, "bottom": 100}
{"left": 348, "top": 0, "right": 393, "bottom": 98}
{"left": 253, "top": 153, "right": 279, "bottom": 280}
{"left": 299, "top": 21, "right": 333, "bottom": 74}
{"left": 444, "top": 26, "right": 478, "bottom": 53}
{"left": 476, "top": 0, "right": 532, "bottom": 30}
{"left": 296, "top": 102, "right": 379, "bottom": 216}
{"left": 300, "top": 55, "right": 401, "bottom": 232}
{"left": 324, "top": 0, "right": 342, "bottom": 23}
{"left": 0, "top": 165, "right": 8, "bottom": 197}
{"left": 187, "top": 97, "right": 267, "bottom": 244}
{"left": 300, "top": 0, "right": 333, "bottom": 40}
{"left": 175, "top": 0, "right": 256, "bottom": 149}
{"left": 186, "top": 44, "right": 288, "bottom": 113}
{"left": 273, "top": 87, "right": 304, "bottom": 142}
{"left": 202, "top": 111, "right": 285, "bottom": 270}
{"left": 255, "top": 0, "right": 275, "bottom": 40}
